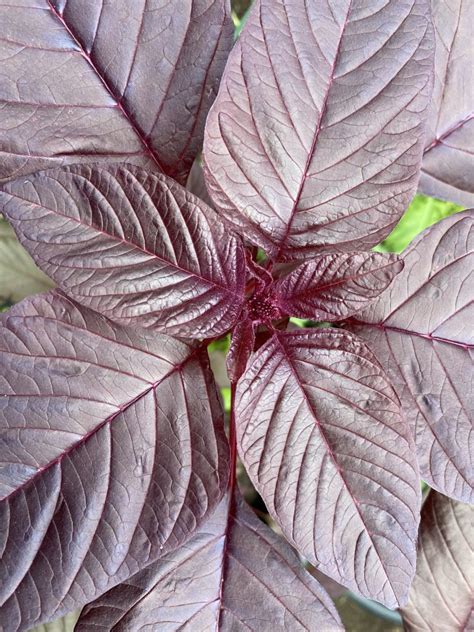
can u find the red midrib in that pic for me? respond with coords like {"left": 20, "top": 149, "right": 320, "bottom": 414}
{"left": 273, "top": 330, "right": 401, "bottom": 604}
{"left": 0, "top": 350, "right": 198, "bottom": 505}
{"left": 356, "top": 320, "right": 472, "bottom": 350}
{"left": 424, "top": 112, "right": 474, "bottom": 154}
{"left": 274, "top": 1, "right": 354, "bottom": 260}
{"left": 46, "top": 0, "right": 166, "bottom": 174}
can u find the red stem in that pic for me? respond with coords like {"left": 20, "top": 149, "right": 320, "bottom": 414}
{"left": 228, "top": 382, "right": 238, "bottom": 491}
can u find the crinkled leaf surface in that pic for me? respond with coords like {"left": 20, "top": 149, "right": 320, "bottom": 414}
{"left": 419, "top": 0, "right": 474, "bottom": 207}
{"left": 0, "top": 164, "right": 246, "bottom": 338}
{"left": 77, "top": 492, "right": 343, "bottom": 631}
{"left": 203, "top": 0, "right": 434, "bottom": 260}
{"left": 235, "top": 329, "right": 420, "bottom": 608}
{"left": 350, "top": 211, "right": 473, "bottom": 502}
{"left": 0, "top": 219, "right": 53, "bottom": 304}
{"left": 274, "top": 252, "right": 403, "bottom": 321}
{"left": 0, "top": 0, "right": 233, "bottom": 185}
{"left": 0, "top": 291, "right": 229, "bottom": 631}
{"left": 401, "top": 491, "right": 474, "bottom": 631}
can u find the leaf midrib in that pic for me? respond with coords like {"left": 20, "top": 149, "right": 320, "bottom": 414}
{"left": 357, "top": 321, "right": 473, "bottom": 350}
{"left": 45, "top": 0, "right": 166, "bottom": 174}
{"left": 274, "top": 0, "right": 354, "bottom": 260}
{"left": 280, "top": 257, "right": 399, "bottom": 302}
{"left": 0, "top": 342, "right": 200, "bottom": 505}
{"left": 3, "top": 184, "right": 242, "bottom": 299}
{"left": 273, "top": 331, "right": 406, "bottom": 605}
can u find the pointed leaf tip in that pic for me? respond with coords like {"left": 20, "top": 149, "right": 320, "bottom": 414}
{"left": 204, "top": 0, "right": 434, "bottom": 260}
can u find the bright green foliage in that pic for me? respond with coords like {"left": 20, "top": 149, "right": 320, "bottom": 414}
{"left": 375, "top": 194, "right": 463, "bottom": 254}
{"left": 221, "top": 386, "right": 232, "bottom": 413}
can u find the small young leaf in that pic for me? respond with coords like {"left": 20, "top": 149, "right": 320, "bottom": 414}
{"left": 235, "top": 329, "right": 421, "bottom": 608}
{"left": 0, "top": 291, "right": 229, "bottom": 630}
{"left": 401, "top": 491, "right": 474, "bottom": 631}
{"left": 1, "top": 164, "right": 246, "bottom": 338}
{"left": 0, "top": 219, "right": 53, "bottom": 304}
{"left": 0, "top": 0, "right": 233, "bottom": 185}
{"left": 350, "top": 211, "right": 473, "bottom": 502}
{"left": 274, "top": 252, "right": 403, "bottom": 321}
{"left": 204, "top": 0, "right": 434, "bottom": 260}
{"left": 226, "top": 318, "right": 255, "bottom": 383}
{"left": 419, "top": 0, "right": 474, "bottom": 207}
{"left": 77, "top": 492, "right": 343, "bottom": 631}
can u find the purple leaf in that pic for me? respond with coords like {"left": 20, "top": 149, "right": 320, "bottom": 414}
{"left": 203, "top": 0, "right": 434, "bottom": 261}
{"left": 274, "top": 252, "right": 403, "bottom": 321}
{"left": 349, "top": 211, "right": 473, "bottom": 502}
{"left": 401, "top": 491, "right": 474, "bottom": 631}
{"left": 0, "top": 291, "right": 229, "bottom": 630}
{"left": 77, "top": 492, "right": 343, "bottom": 631}
{"left": 227, "top": 318, "right": 256, "bottom": 383}
{"left": 0, "top": 164, "right": 246, "bottom": 338}
{"left": 235, "top": 329, "right": 421, "bottom": 608}
{"left": 0, "top": 0, "right": 233, "bottom": 185}
{"left": 419, "top": 0, "right": 474, "bottom": 207}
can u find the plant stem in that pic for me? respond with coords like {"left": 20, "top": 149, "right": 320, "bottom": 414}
{"left": 228, "top": 382, "right": 238, "bottom": 491}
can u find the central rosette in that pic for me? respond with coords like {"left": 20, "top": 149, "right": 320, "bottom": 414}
{"left": 246, "top": 289, "right": 281, "bottom": 324}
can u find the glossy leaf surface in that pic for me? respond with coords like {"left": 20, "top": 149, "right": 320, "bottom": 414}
{"left": 351, "top": 211, "right": 473, "bottom": 502}
{"left": 204, "top": 0, "right": 434, "bottom": 260}
{"left": 77, "top": 492, "right": 343, "bottom": 631}
{"left": 0, "top": 291, "right": 229, "bottom": 630}
{"left": 1, "top": 164, "right": 246, "bottom": 338}
{"left": 0, "top": 219, "right": 53, "bottom": 304}
{"left": 419, "top": 0, "right": 474, "bottom": 207}
{"left": 402, "top": 491, "right": 474, "bottom": 631}
{"left": 0, "top": 0, "right": 233, "bottom": 185}
{"left": 235, "top": 329, "right": 420, "bottom": 607}
{"left": 274, "top": 252, "right": 403, "bottom": 321}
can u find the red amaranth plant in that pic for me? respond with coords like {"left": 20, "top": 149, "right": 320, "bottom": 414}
{"left": 0, "top": 0, "right": 472, "bottom": 630}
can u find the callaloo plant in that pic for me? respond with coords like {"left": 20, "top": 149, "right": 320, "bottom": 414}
{"left": 0, "top": 0, "right": 472, "bottom": 630}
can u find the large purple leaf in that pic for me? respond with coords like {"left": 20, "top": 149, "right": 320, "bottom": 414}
{"left": 350, "top": 211, "right": 473, "bottom": 503}
{"left": 0, "top": 164, "right": 246, "bottom": 338}
{"left": 235, "top": 329, "right": 420, "bottom": 608}
{"left": 274, "top": 252, "right": 403, "bottom": 321}
{"left": 0, "top": 291, "right": 229, "bottom": 630}
{"left": 419, "top": 0, "right": 474, "bottom": 207}
{"left": 203, "top": 0, "right": 434, "bottom": 261}
{"left": 0, "top": 0, "right": 233, "bottom": 185}
{"left": 401, "top": 491, "right": 474, "bottom": 631}
{"left": 77, "top": 492, "right": 343, "bottom": 631}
